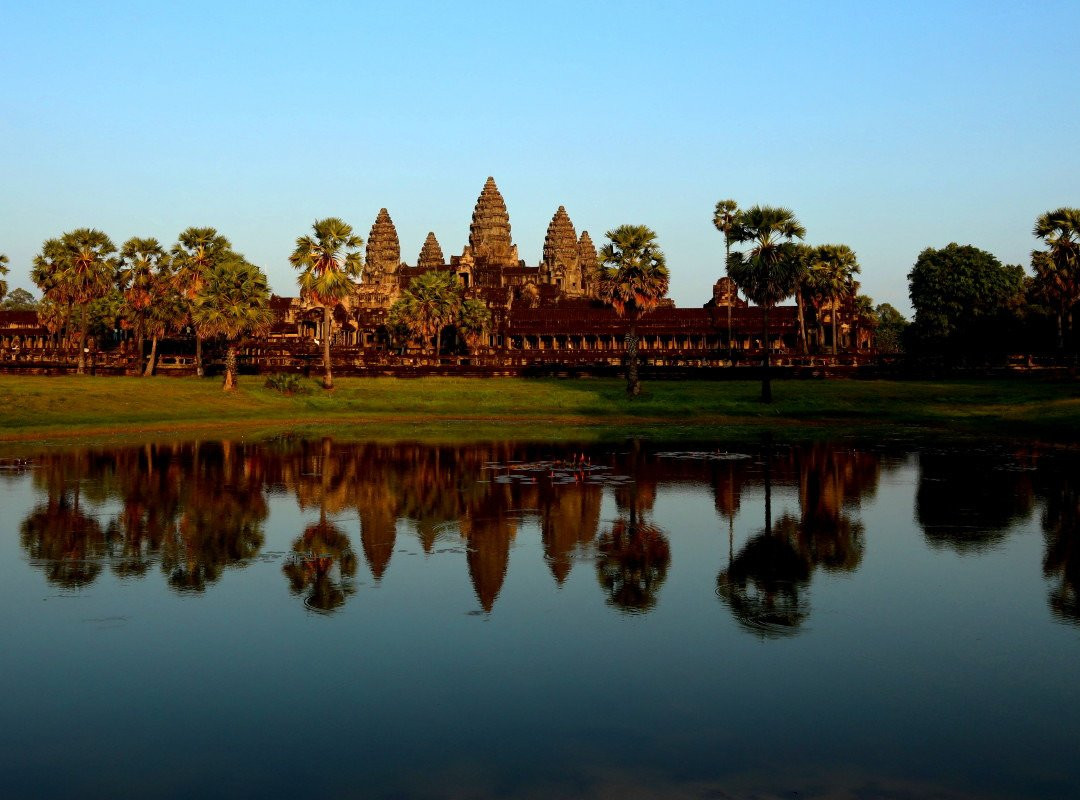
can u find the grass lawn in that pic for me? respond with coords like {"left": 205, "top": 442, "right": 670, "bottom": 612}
{"left": 0, "top": 374, "right": 1078, "bottom": 445}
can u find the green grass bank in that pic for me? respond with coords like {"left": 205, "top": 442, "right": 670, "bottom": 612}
{"left": 1, "top": 375, "right": 1078, "bottom": 446}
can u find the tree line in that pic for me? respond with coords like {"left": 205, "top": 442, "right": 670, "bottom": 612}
{"left": 905, "top": 209, "right": 1080, "bottom": 362}
{"left": 3, "top": 203, "right": 1075, "bottom": 393}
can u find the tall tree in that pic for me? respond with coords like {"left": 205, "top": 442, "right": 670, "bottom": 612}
{"left": 289, "top": 218, "right": 363, "bottom": 389}
{"left": 726, "top": 206, "right": 806, "bottom": 402}
{"left": 118, "top": 237, "right": 170, "bottom": 373}
{"left": 908, "top": 243, "right": 1025, "bottom": 359}
{"left": 191, "top": 259, "right": 274, "bottom": 391}
{"left": 387, "top": 270, "right": 463, "bottom": 355}
{"left": 1032, "top": 208, "right": 1080, "bottom": 353}
{"left": 713, "top": 200, "right": 740, "bottom": 360}
{"left": 809, "top": 244, "right": 860, "bottom": 355}
{"left": 873, "top": 303, "right": 908, "bottom": 353}
{"left": 598, "top": 225, "right": 670, "bottom": 397}
{"left": 790, "top": 243, "right": 815, "bottom": 355}
{"left": 1, "top": 287, "right": 37, "bottom": 311}
{"left": 143, "top": 272, "right": 188, "bottom": 376}
{"left": 0, "top": 253, "right": 8, "bottom": 303}
{"left": 31, "top": 229, "right": 119, "bottom": 375}
{"left": 172, "top": 227, "right": 237, "bottom": 378}
{"left": 457, "top": 297, "right": 493, "bottom": 353}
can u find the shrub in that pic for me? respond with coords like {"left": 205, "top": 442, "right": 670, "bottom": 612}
{"left": 264, "top": 373, "right": 310, "bottom": 395}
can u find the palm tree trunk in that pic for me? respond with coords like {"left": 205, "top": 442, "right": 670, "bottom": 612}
{"left": 135, "top": 332, "right": 145, "bottom": 375}
{"left": 763, "top": 436, "right": 773, "bottom": 532}
{"left": 223, "top": 341, "right": 237, "bottom": 391}
{"left": 761, "top": 305, "right": 772, "bottom": 403}
{"left": 143, "top": 336, "right": 158, "bottom": 377}
{"left": 796, "top": 291, "right": 808, "bottom": 355}
{"left": 832, "top": 300, "right": 839, "bottom": 356}
{"left": 196, "top": 335, "right": 204, "bottom": 377}
{"left": 322, "top": 305, "right": 333, "bottom": 390}
{"left": 626, "top": 322, "right": 640, "bottom": 398}
{"left": 77, "top": 328, "right": 87, "bottom": 376}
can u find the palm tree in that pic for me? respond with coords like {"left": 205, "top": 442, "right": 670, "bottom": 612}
{"left": 289, "top": 218, "right": 363, "bottom": 389}
{"left": 387, "top": 270, "right": 463, "bottom": 356}
{"left": 713, "top": 200, "right": 740, "bottom": 360}
{"left": 31, "top": 228, "right": 119, "bottom": 375}
{"left": 458, "top": 297, "right": 493, "bottom": 353}
{"left": 143, "top": 272, "right": 187, "bottom": 376}
{"left": 809, "top": 244, "right": 860, "bottom": 355}
{"left": 726, "top": 206, "right": 806, "bottom": 402}
{"left": 191, "top": 259, "right": 274, "bottom": 391}
{"left": 118, "top": 237, "right": 170, "bottom": 373}
{"left": 598, "top": 225, "right": 670, "bottom": 397}
{"left": 1033, "top": 208, "right": 1080, "bottom": 353}
{"left": 172, "top": 228, "right": 237, "bottom": 378}
{"left": 0, "top": 253, "right": 8, "bottom": 303}
{"left": 791, "top": 243, "right": 814, "bottom": 355}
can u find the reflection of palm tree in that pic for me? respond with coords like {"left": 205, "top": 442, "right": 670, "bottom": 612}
{"left": 1039, "top": 471, "right": 1080, "bottom": 624}
{"left": 715, "top": 441, "right": 876, "bottom": 637}
{"left": 595, "top": 504, "right": 670, "bottom": 614}
{"left": 284, "top": 515, "right": 357, "bottom": 613}
{"left": 163, "top": 443, "right": 267, "bottom": 591}
{"left": 717, "top": 529, "right": 811, "bottom": 637}
{"left": 21, "top": 493, "right": 106, "bottom": 589}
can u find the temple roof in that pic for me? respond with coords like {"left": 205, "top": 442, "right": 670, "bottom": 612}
{"left": 417, "top": 231, "right": 444, "bottom": 269}
{"left": 578, "top": 231, "right": 599, "bottom": 283}
{"left": 468, "top": 177, "right": 517, "bottom": 267}
{"left": 542, "top": 206, "right": 579, "bottom": 272}
{"left": 366, "top": 208, "right": 400, "bottom": 278}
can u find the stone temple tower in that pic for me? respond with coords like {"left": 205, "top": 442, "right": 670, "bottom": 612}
{"left": 417, "top": 232, "right": 445, "bottom": 269}
{"left": 577, "top": 230, "right": 600, "bottom": 298}
{"left": 467, "top": 177, "right": 519, "bottom": 268}
{"left": 540, "top": 206, "right": 582, "bottom": 294}
{"left": 365, "top": 208, "right": 400, "bottom": 289}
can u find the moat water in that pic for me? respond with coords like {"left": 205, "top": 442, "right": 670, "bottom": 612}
{"left": 1, "top": 436, "right": 1078, "bottom": 799}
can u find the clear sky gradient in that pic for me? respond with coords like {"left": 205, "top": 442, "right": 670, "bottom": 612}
{"left": 2, "top": 1, "right": 1077, "bottom": 314}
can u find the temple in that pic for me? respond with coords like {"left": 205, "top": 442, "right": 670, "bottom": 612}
{"left": 0, "top": 177, "right": 875, "bottom": 375}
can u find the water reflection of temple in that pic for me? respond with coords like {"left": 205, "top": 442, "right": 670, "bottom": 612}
{"left": 13, "top": 437, "right": 1079, "bottom": 626}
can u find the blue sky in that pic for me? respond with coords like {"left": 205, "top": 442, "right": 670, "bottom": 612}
{"left": 2, "top": 0, "right": 1077, "bottom": 313}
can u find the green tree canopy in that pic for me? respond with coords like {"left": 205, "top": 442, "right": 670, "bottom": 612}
{"left": 192, "top": 259, "right": 274, "bottom": 391}
{"left": 119, "top": 237, "right": 171, "bottom": 367}
{"left": 289, "top": 217, "right": 363, "bottom": 389}
{"left": 388, "top": 270, "right": 463, "bottom": 355}
{"left": 31, "top": 228, "right": 119, "bottom": 374}
{"left": 1, "top": 287, "right": 37, "bottom": 311}
{"left": 1032, "top": 207, "right": 1080, "bottom": 352}
{"left": 908, "top": 243, "right": 1025, "bottom": 356}
{"left": 598, "top": 224, "right": 670, "bottom": 397}
{"left": 725, "top": 205, "right": 805, "bottom": 401}
{"left": 873, "top": 302, "right": 908, "bottom": 353}
{"left": 809, "top": 244, "right": 860, "bottom": 355}
{"left": 0, "top": 253, "right": 8, "bottom": 303}
{"left": 458, "top": 297, "right": 493, "bottom": 351}
{"left": 172, "top": 227, "right": 240, "bottom": 377}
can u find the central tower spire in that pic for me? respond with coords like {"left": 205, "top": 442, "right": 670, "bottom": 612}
{"left": 468, "top": 176, "right": 518, "bottom": 267}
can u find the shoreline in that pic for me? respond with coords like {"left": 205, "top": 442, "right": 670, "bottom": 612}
{"left": 1, "top": 375, "right": 1077, "bottom": 447}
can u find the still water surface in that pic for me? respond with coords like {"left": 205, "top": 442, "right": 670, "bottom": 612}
{"left": 1, "top": 437, "right": 1078, "bottom": 798}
